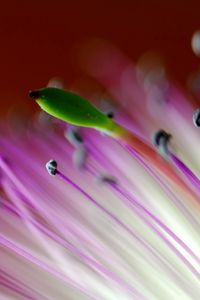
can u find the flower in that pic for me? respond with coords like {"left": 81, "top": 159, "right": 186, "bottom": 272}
{"left": 0, "top": 44, "right": 200, "bottom": 299}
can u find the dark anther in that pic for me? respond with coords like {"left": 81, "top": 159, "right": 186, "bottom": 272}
{"left": 153, "top": 129, "right": 172, "bottom": 156}
{"left": 97, "top": 174, "right": 117, "bottom": 185}
{"left": 193, "top": 108, "right": 200, "bottom": 127}
{"left": 72, "top": 130, "right": 83, "bottom": 143}
{"left": 153, "top": 130, "right": 171, "bottom": 147}
{"left": 29, "top": 90, "right": 41, "bottom": 100}
{"left": 65, "top": 128, "right": 83, "bottom": 147}
{"left": 46, "top": 160, "right": 57, "bottom": 176}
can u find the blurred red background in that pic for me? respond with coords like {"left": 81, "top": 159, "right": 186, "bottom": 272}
{"left": 1, "top": 0, "right": 200, "bottom": 114}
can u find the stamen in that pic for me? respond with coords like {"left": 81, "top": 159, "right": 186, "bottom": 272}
{"left": 85, "top": 159, "right": 200, "bottom": 282}
{"left": 0, "top": 234, "right": 99, "bottom": 300}
{"left": 1, "top": 269, "right": 49, "bottom": 300}
{"left": 96, "top": 174, "right": 117, "bottom": 185}
{"left": 45, "top": 160, "right": 57, "bottom": 176}
{"left": 170, "top": 153, "right": 200, "bottom": 195}
{"left": 65, "top": 127, "right": 83, "bottom": 147}
{"left": 50, "top": 164, "right": 160, "bottom": 256}
{"left": 192, "top": 108, "right": 200, "bottom": 127}
{"left": 86, "top": 158, "right": 200, "bottom": 266}
{"left": 1, "top": 279, "right": 38, "bottom": 300}
{"left": 151, "top": 129, "right": 200, "bottom": 198}
{"left": 2, "top": 193, "right": 143, "bottom": 298}
{"left": 50, "top": 161, "right": 200, "bottom": 269}
{"left": 153, "top": 129, "right": 172, "bottom": 156}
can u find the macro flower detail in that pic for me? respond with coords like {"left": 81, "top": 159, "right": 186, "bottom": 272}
{"left": 1, "top": 47, "right": 200, "bottom": 299}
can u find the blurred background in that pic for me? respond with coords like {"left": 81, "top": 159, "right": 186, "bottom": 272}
{"left": 1, "top": 0, "right": 200, "bottom": 115}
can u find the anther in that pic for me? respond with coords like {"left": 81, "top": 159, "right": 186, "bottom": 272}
{"left": 153, "top": 129, "right": 172, "bottom": 156}
{"left": 65, "top": 128, "right": 83, "bottom": 147}
{"left": 96, "top": 174, "right": 117, "bottom": 185}
{"left": 193, "top": 108, "right": 200, "bottom": 127}
{"left": 46, "top": 160, "right": 58, "bottom": 176}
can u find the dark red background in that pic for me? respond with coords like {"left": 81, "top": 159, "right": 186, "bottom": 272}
{"left": 1, "top": 0, "right": 200, "bottom": 114}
